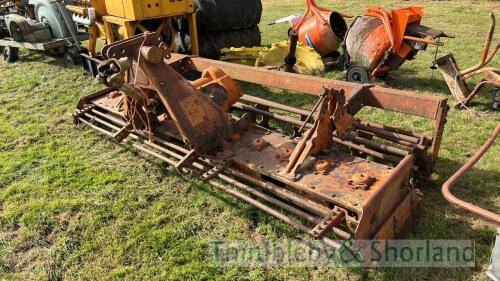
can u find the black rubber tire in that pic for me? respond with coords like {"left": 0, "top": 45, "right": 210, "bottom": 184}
{"left": 64, "top": 52, "right": 78, "bottom": 67}
{"left": 47, "top": 46, "right": 67, "bottom": 56}
{"left": 194, "top": 0, "right": 262, "bottom": 31}
{"left": 177, "top": 26, "right": 261, "bottom": 59}
{"left": 3, "top": 46, "right": 19, "bottom": 63}
{"left": 346, "top": 65, "right": 370, "bottom": 84}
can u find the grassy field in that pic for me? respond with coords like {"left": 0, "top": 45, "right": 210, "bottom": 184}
{"left": 0, "top": 0, "right": 499, "bottom": 280}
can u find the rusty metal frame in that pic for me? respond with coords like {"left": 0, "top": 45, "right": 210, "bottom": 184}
{"left": 442, "top": 125, "right": 500, "bottom": 225}
{"left": 74, "top": 33, "right": 450, "bottom": 245}
{"left": 435, "top": 13, "right": 499, "bottom": 108}
{"left": 75, "top": 92, "right": 420, "bottom": 245}
{"left": 168, "top": 53, "right": 448, "bottom": 175}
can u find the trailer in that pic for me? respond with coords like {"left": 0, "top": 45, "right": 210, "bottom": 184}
{"left": 0, "top": 33, "right": 88, "bottom": 64}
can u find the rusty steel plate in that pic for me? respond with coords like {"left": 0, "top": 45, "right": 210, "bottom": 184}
{"left": 230, "top": 127, "right": 393, "bottom": 213}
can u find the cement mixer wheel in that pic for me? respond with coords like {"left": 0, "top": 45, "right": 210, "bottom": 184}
{"left": 346, "top": 65, "right": 369, "bottom": 84}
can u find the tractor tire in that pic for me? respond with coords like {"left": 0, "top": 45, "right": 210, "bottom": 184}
{"left": 3, "top": 46, "right": 19, "bottom": 63}
{"left": 194, "top": 0, "right": 262, "bottom": 31}
{"left": 194, "top": 26, "right": 261, "bottom": 59}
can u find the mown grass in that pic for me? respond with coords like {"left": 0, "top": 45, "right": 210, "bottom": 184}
{"left": 0, "top": 0, "right": 499, "bottom": 280}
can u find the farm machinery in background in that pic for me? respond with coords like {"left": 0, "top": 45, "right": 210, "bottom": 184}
{"left": 225, "top": 1, "right": 452, "bottom": 84}
{"left": 65, "top": 0, "right": 199, "bottom": 74}
{"left": 435, "top": 13, "right": 499, "bottom": 110}
{"left": 342, "top": 6, "right": 451, "bottom": 83}
{"left": 66, "top": 0, "right": 262, "bottom": 75}
{"left": 74, "top": 32, "right": 449, "bottom": 245}
{"left": 0, "top": 0, "right": 87, "bottom": 64}
{"left": 66, "top": 0, "right": 199, "bottom": 56}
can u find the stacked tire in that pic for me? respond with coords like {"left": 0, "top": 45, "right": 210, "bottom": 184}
{"left": 177, "top": 0, "right": 262, "bottom": 59}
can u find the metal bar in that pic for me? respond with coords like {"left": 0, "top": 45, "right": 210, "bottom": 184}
{"left": 87, "top": 91, "right": 430, "bottom": 157}
{"left": 135, "top": 131, "right": 336, "bottom": 220}
{"left": 186, "top": 159, "right": 349, "bottom": 238}
{"left": 359, "top": 121, "right": 429, "bottom": 140}
{"left": 0, "top": 38, "right": 67, "bottom": 50}
{"left": 80, "top": 112, "right": 186, "bottom": 165}
{"left": 357, "top": 123, "right": 420, "bottom": 144}
{"left": 147, "top": 139, "right": 351, "bottom": 239}
{"left": 232, "top": 102, "right": 309, "bottom": 128}
{"left": 91, "top": 109, "right": 126, "bottom": 126}
{"left": 82, "top": 113, "right": 342, "bottom": 231}
{"left": 82, "top": 112, "right": 120, "bottom": 130}
{"left": 442, "top": 125, "right": 500, "bottom": 225}
{"left": 310, "top": 212, "right": 345, "bottom": 239}
{"left": 210, "top": 180, "right": 312, "bottom": 232}
{"left": 459, "top": 80, "right": 490, "bottom": 108}
{"left": 403, "top": 35, "right": 443, "bottom": 46}
{"left": 134, "top": 141, "right": 324, "bottom": 226}
{"left": 217, "top": 174, "right": 320, "bottom": 223}
{"left": 100, "top": 105, "right": 410, "bottom": 171}
{"left": 430, "top": 101, "right": 448, "bottom": 165}
{"left": 226, "top": 168, "right": 331, "bottom": 216}
{"left": 102, "top": 114, "right": 191, "bottom": 156}
{"left": 89, "top": 115, "right": 322, "bottom": 223}
{"left": 226, "top": 168, "right": 352, "bottom": 239}
{"left": 332, "top": 136, "right": 402, "bottom": 164}
{"left": 298, "top": 93, "right": 325, "bottom": 132}
{"left": 79, "top": 109, "right": 354, "bottom": 243}
{"left": 171, "top": 54, "right": 447, "bottom": 119}
{"left": 242, "top": 94, "right": 430, "bottom": 145}
{"left": 208, "top": 181, "right": 341, "bottom": 249}
{"left": 132, "top": 143, "right": 178, "bottom": 166}
{"left": 458, "top": 13, "right": 496, "bottom": 77}
{"left": 357, "top": 129, "right": 426, "bottom": 151}
{"left": 347, "top": 135, "right": 409, "bottom": 157}
{"left": 77, "top": 117, "right": 115, "bottom": 137}
{"left": 241, "top": 95, "right": 313, "bottom": 117}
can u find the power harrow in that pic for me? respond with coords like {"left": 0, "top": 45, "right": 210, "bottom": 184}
{"left": 75, "top": 32, "right": 448, "bottom": 247}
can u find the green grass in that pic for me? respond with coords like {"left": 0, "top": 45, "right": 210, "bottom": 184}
{"left": 0, "top": 0, "right": 499, "bottom": 280}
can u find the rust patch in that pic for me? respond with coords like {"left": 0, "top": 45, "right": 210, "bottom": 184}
{"left": 249, "top": 138, "right": 270, "bottom": 151}
{"left": 348, "top": 172, "right": 377, "bottom": 190}
{"left": 277, "top": 147, "right": 294, "bottom": 161}
{"left": 314, "top": 160, "right": 332, "bottom": 175}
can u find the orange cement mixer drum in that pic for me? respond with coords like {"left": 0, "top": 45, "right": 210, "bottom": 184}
{"left": 298, "top": 11, "right": 347, "bottom": 57}
{"left": 345, "top": 16, "right": 391, "bottom": 72}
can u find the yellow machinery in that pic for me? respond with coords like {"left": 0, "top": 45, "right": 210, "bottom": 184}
{"left": 67, "top": 0, "right": 199, "bottom": 56}
{"left": 220, "top": 41, "right": 325, "bottom": 75}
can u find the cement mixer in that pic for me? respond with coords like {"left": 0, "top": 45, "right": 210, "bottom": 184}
{"left": 282, "top": 0, "right": 349, "bottom": 73}
{"left": 344, "top": 6, "right": 452, "bottom": 83}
